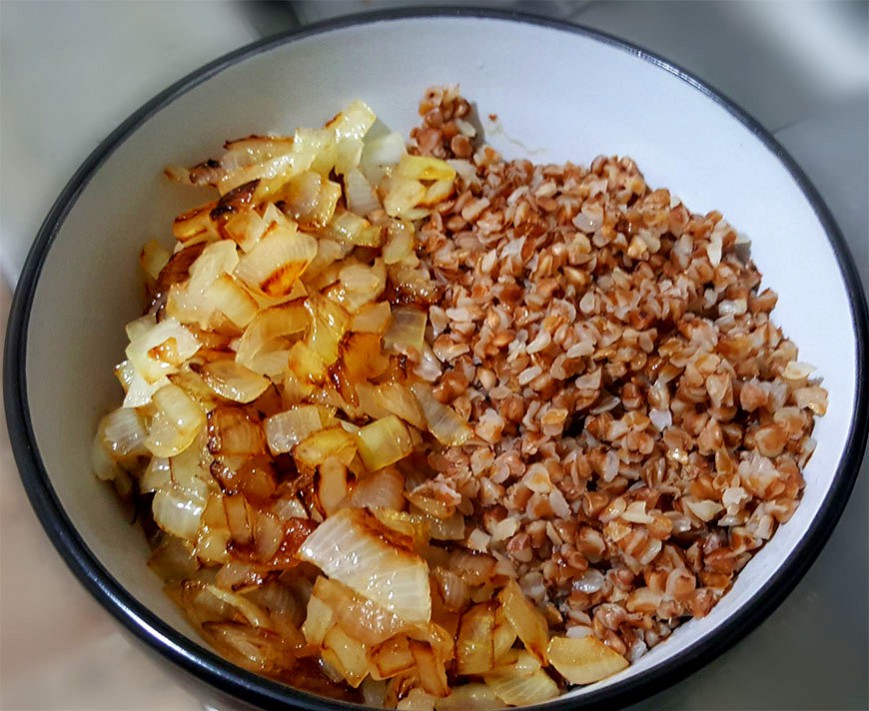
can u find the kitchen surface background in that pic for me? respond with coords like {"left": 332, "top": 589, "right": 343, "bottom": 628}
{"left": 1, "top": 2, "right": 866, "bottom": 709}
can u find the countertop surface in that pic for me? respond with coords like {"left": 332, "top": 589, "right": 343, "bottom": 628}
{"left": 1, "top": 2, "right": 867, "bottom": 709}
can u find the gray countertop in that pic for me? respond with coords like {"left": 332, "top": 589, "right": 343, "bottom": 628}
{"left": 1, "top": 2, "right": 866, "bottom": 709}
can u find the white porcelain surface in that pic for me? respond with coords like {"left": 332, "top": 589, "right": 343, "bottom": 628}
{"left": 3, "top": 8, "right": 867, "bottom": 711}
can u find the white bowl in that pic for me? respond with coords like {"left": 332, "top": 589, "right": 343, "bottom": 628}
{"left": 5, "top": 10, "right": 868, "bottom": 710}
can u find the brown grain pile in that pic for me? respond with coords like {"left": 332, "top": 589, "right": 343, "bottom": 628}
{"left": 407, "top": 85, "right": 827, "bottom": 661}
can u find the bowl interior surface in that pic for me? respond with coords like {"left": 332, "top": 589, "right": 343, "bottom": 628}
{"left": 19, "top": 14, "right": 859, "bottom": 706}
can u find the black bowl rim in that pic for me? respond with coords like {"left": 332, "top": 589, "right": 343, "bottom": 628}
{"left": 4, "top": 7, "right": 868, "bottom": 711}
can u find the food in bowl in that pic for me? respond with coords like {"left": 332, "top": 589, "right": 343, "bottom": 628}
{"left": 91, "top": 86, "right": 828, "bottom": 708}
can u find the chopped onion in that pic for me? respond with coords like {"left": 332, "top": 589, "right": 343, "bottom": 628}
{"left": 283, "top": 172, "right": 341, "bottom": 230}
{"left": 207, "top": 406, "right": 265, "bottom": 456}
{"left": 498, "top": 580, "right": 549, "bottom": 664}
{"left": 434, "top": 683, "right": 503, "bottom": 710}
{"left": 357, "top": 382, "right": 426, "bottom": 431}
{"left": 235, "top": 300, "right": 308, "bottom": 369}
{"left": 264, "top": 406, "right": 323, "bottom": 454}
{"left": 141, "top": 456, "right": 171, "bottom": 492}
{"left": 313, "top": 576, "right": 407, "bottom": 646}
{"left": 223, "top": 209, "right": 268, "bottom": 253}
{"left": 339, "top": 259, "right": 387, "bottom": 312}
{"left": 295, "top": 425, "right": 357, "bottom": 469}
{"left": 327, "top": 99, "right": 376, "bottom": 141}
{"left": 483, "top": 666, "right": 559, "bottom": 706}
{"left": 384, "top": 307, "right": 427, "bottom": 356}
{"left": 369, "top": 635, "right": 415, "bottom": 681}
{"left": 125, "top": 317, "right": 201, "bottom": 384}
{"left": 299, "top": 508, "right": 431, "bottom": 622}
{"left": 235, "top": 224, "right": 317, "bottom": 297}
{"left": 457, "top": 602, "right": 496, "bottom": 675}
{"left": 350, "top": 468, "right": 406, "bottom": 511}
{"left": 198, "top": 359, "right": 270, "bottom": 403}
{"left": 187, "top": 240, "right": 239, "bottom": 296}
{"left": 409, "top": 640, "right": 449, "bottom": 698}
{"left": 344, "top": 169, "right": 380, "bottom": 216}
{"left": 302, "top": 593, "right": 336, "bottom": 647}
{"left": 547, "top": 635, "right": 629, "bottom": 685}
{"left": 383, "top": 222, "right": 415, "bottom": 265}
{"left": 153, "top": 483, "right": 206, "bottom": 538}
{"left": 140, "top": 239, "right": 171, "bottom": 280}
{"left": 410, "top": 382, "right": 472, "bottom": 446}
{"left": 323, "top": 210, "right": 383, "bottom": 248}
{"left": 356, "top": 416, "right": 413, "bottom": 471}
{"left": 306, "top": 293, "right": 351, "bottom": 366}
{"left": 351, "top": 302, "right": 392, "bottom": 334}
{"left": 91, "top": 434, "right": 121, "bottom": 481}
{"left": 201, "top": 583, "right": 273, "bottom": 628}
{"left": 335, "top": 138, "right": 364, "bottom": 177}
{"left": 97, "top": 407, "right": 148, "bottom": 461}
{"left": 205, "top": 275, "right": 258, "bottom": 328}
{"left": 145, "top": 383, "right": 206, "bottom": 457}
{"left": 322, "top": 624, "right": 369, "bottom": 688}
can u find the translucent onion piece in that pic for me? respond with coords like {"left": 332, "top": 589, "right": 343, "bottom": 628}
{"left": 360, "top": 131, "right": 406, "bottom": 179}
{"left": 326, "top": 99, "right": 376, "bottom": 141}
{"left": 148, "top": 535, "right": 200, "bottom": 582}
{"left": 91, "top": 434, "right": 121, "bottom": 481}
{"left": 499, "top": 580, "right": 549, "bottom": 665}
{"left": 384, "top": 307, "right": 427, "bottom": 356}
{"left": 410, "top": 382, "right": 472, "bottom": 446}
{"left": 314, "top": 576, "right": 407, "bottom": 647}
{"left": 350, "top": 468, "right": 406, "bottom": 511}
{"left": 207, "top": 406, "right": 265, "bottom": 456}
{"left": 126, "top": 317, "right": 201, "bottom": 384}
{"left": 339, "top": 259, "right": 387, "bottom": 311}
{"left": 124, "top": 372, "right": 169, "bottom": 408}
{"left": 483, "top": 667, "right": 559, "bottom": 706}
{"left": 302, "top": 594, "right": 336, "bottom": 647}
{"left": 434, "top": 683, "right": 503, "bottom": 711}
{"left": 97, "top": 407, "right": 148, "bottom": 461}
{"left": 223, "top": 209, "right": 268, "bottom": 252}
{"left": 383, "top": 223, "right": 414, "bottom": 265}
{"left": 547, "top": 635, "right": 629, "bottom": 685}
{"left": 383, "top": 177, "right": 427, "bottom": 220}
{"left": 323, "top": 210, "right": 383, "bottom": 248}
{"left": 335, "top": 138, "right": 364, "bottom": 177}
{"left": 140, "top": 239, "right": 171, "bottom": 280}
{"left": 456, "top": 602, "right": 496, "bottom": 675}
{"left": 396, "top": 155, "right": 457, "bottom": 182}
{"left": 344, "top": 169, "right": 380, "bottom": 216}
{"left": 306, "top": 294, "right": 351, "bottom": 366}
{"left": 264, "top": 406, "right": 323, "bottom": 454}
{"left": 205, "top": 275, "right": 259, "bottom": 328}
{"left": 378, "top": 382, "right": 427, "bottom": 430}
{"left": 235, "top": 224, "right": 317, "bottom": 297}
{"left": 202, "top": 583, "right": 273, "bottom": 629}
{"left": 322, "top": 625, "right": 369, "bottom": 688}
{"left": 351, "top": 302, "right": 392, "bottom": 334}
{"left": 235, "top": 300, "right": 308, "bottom": 368}
{"left": 188, "top": 240, "right": 240, "bottom": 295}
{"left": 409, "top": 640, "right": 449, "bottom": 698}
{"left": 369, "top": 635, "right": 415, "bottom": 681}
{"left": 153, "top": 484, "right": 206, "bottom": 539}
{"left": 315, "top": 458, "right": 351, "bottom": 516}
{"left": 140, "top": 456, "right": 171, "bottom": 493}
{"left": 356, "top": 416, "right": 413, "bottom": 472}
{"left": 199, "top": 359, "right": 270, "bottom": 403}
{"left": 299, "top": 508, "right": 431, "bottom": 622}
{"left": 145, "top": 383, "right": 206, "bottom": 457}
{"left": 284, "top": 171, "right": 342, "bottom": 230}
{"left": 295, "top": 425, "right": 357, "bottom": 469}
{"left": 200, "top": 622, "right": 295, "bottom": 674}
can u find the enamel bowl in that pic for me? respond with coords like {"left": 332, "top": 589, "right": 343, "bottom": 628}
{"left": 5, "top": 10, "right": 868, "bottom": 711}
